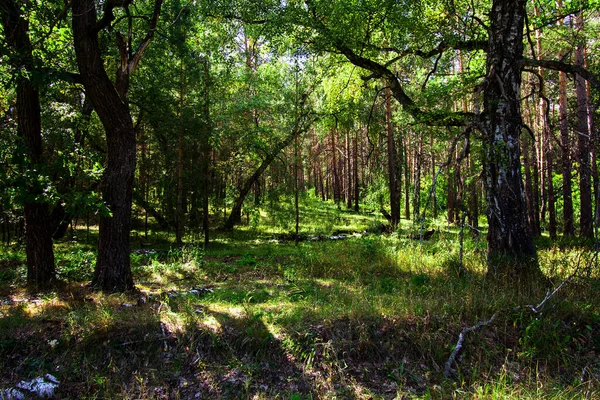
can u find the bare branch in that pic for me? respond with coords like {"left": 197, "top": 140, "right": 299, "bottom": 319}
{"left": 520, "top": 58, "right": 600, "bottom": 92}
{"left": 444, "top": 312, "right": 499, "bottom": 378}
{"left": 129, "top": 0, "right": 163, "bottom": 74}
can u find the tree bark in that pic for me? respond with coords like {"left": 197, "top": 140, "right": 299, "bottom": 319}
{"left": 385, "top": 88, "right": 400, "bottom": 227}
{"left": 72, "top": 0, "right": 162, "bottom": 291}
{"left": 354, "top": 129, "right": 360, "bottom": 212}
{"left": 575, "top": 14, "right": 593, "bottom": 238}
{"left": 559, "top": 57, "right": 574, "bottom": 236}
{"left": 176, "top": 62, "right": 185, "bottom": 245}
{"left": 1, "top": 0, "right": 56, "bottom": 286}
{"left": 202, "top": 58, "right": 211, "bottom": 247}
{"left": 481, "top": 0, "right": 537, "bottom": 272}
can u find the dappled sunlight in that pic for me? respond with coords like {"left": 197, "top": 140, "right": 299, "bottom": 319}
{"left": 200, "top": 314, "right": 223, "bottom": 334}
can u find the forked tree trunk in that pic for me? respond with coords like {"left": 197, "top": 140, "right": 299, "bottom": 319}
{"left": 72, "top": 0, "right": 162, "bottom": 291}
{"left": 1, "top": 0, "right": 56, "bottom": 286}
{"left": 482, "top": 0, "right": 537, "bottom": 272}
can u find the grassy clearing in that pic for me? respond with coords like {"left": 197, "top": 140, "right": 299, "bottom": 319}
{"left": 1, "top": 199, "right": 599, "bottom": 399}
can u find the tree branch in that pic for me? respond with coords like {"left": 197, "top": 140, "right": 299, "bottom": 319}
{"left": 520, "top": 58, "right": 600, "bottom": 92}
{"left": 128, "top": 0, "right": 163, "bottom": 74}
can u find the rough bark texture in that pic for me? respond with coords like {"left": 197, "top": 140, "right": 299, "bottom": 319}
{"left": 482, "top": 0, "right": 537, "bottom": 271}
{"left": 1, "top": 0, "right": 56, "bottom": 286}
{"left": 72, "top": 0, "right": 136, "bottom": 291}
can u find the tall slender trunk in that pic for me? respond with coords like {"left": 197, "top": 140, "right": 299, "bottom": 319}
{"left": 346, "top": 129, "right": 352, "bottom": 209}
{"left": 413, "top": 135, "right": 422, "bottom": 222}
{"left": 482, "top": 0, "right": 537, "bottom": 271}
{"left": 430, "top": 133, "right": 437, "bottom": 218}
{"left": 201, "top": 57, "right": 211, "bottom": 247}
{"left": 404, "top": 134, "right": 411, "bottom": 220}
{"left": 533, "top": 5, "right": 556, "bottom": 239}
{"left": 1, "top": 0, "right": 56, "bottom": 286}
{"left": 354, "top": 129, "right": 360, "bottom": 212}
{"left": 331, "top": 130, "right": 341, "bottom": 204}
{"left": 385, "top": 88, "right": 400, "bottom": 226}
{"left": 531, "top": 125, "right": 541, "bottom": 235}
{"left": 575, "top": 13, "right": 593, "bottom": 238}
{"left": 559, "top": 58, "right": 574, "bottom": 236}
{"left": 176, "top": 62, "right": 185, "bottom": 245}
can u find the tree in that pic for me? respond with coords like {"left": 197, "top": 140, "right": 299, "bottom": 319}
{"left": 480, "top": 0, "right": 536, "bottom": 269}
{"left": 574, "top": 13, "right": 593, "bottom": 239}
{"left": 223, "top": 89, "right": 316, "bottom": 230}
{"left": 71, "top": 0, "right": 163, "bottom": 291}
{"left": 1, "top": 0, "right": 56, "bottom": 286}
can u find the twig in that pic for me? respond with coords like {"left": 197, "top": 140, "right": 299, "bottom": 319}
{"left": 518, "top": 279, "right": 569, "bottom": 314}
{"left": 444, "top": 312, "right": 498, "bottom": 378}
{"left": 160, "top": 322, "right": 169, "bottom": 352}
{"left": 444, "top": 277, "right": 572, "bottom": 379}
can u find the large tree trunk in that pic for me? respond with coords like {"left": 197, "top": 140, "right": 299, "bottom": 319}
{"left": 482, "top": 0, "right": 537, "bottom": 273}
{"left": 72, "top": 0, "right": 160, "bottom": 291}
{"left": 1, "top": 0, "right": 56, "bottom": 286}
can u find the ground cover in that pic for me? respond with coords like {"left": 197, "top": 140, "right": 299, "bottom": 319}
{"left": 0, "top": 200, "right": 599, "bottom": 399}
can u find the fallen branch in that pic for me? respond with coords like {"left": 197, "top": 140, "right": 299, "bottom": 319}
{"left": 444, "top": 277, "right": 571, "bottom": 379}
{"left": 517, "top": 279, "right": 569, "bottom": 315}
{"left": 443, "top": 312, "right": 498, "bottom": 378}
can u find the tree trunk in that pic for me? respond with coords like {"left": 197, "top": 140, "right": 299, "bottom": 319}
{"left": 559, "top": 57, "right": 574, "bottom": 236}
{"left": 176, "top": 62, "right": 185, "bottom": 246}
{"left": 413, "top": 135, "right": 422, "bottom": 222}
{"left": 72, "top": 0, "right": 162, "bottom": 291}
{"left": 403, "top": 135, "right": 410, "bottom": 220}
{"left": 202, "top": 58, "right": 211, "bottom": 247}
{"left": 430, "top": 132, "right": 437, "bottom": 218}
{"left": 1, "top": 0, "right": 56, "bottom": 286}
{"left": 521, "top": 116, "right": 536, "bottom": 232}
{"left": 533, "top": 8, "right": 557, "bottom": 239}
{"left": 575, "top": 14, "right": 593, "bottom": 238}
{"left": 224, "top": 116, "right": 312, "bottom": 230}
{"left": 331, "top": 130, "right": 341, "bottom": 204}
{"left": 482, "top": 0, "right": 537, "bottom": 272}
{"left": 354, "top": 129, "right": 360, "bottom": 212}
{"left": 346, "top": 128, "right": 352, "bottom": 209}
{"left": 385, "top": 88, "right": 400, "bottom": 227}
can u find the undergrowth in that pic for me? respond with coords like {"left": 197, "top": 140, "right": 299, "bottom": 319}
{"left": 0, "top": 199, "right": 598, "bottom": 399}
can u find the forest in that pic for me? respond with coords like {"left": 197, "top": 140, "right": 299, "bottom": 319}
{"left": 1, "top": 0, "right": 600, "bottom": 398}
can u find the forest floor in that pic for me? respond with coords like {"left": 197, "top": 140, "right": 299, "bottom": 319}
{"left": 1, "top": 198, "right": 599, "bottom": 399}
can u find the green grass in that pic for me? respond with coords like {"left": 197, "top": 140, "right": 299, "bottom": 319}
{"left": 0, "top": 198, "right": 599, "bottom": 398}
